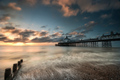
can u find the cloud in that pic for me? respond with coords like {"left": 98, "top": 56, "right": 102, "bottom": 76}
{"left": 31, "top": 31, "right": 64, "bottom": 43}
{"left": 74, "top": 21, "right": 97, "bottom": 33}
{"left": 81, "top": 21, "right": 97, "bottom": 33}
{"left": 101, "top": 14, "right": 112, "bottom": 19}
{"left": 42, "top": 0, "right": 51, "bottom": 5}
{"left": 67, "top": 21, "right": 97, "bottom": 39}
{"left": 4, "top": 38, "right": 29, "bottom": 43}
{"left": 0, "top": 14, "right": 11, "bottom": 25}
{"left": 19, "top": 30, "right": 36, "bottom": 40}
{"left": 0, "top": 15, "right": 11, "bottom": 22}
{"left": 0, "top": 21, "right": 9, "bottom": 25}
{"left": 2, "top": 26, "right": 15, "bottom": 30}
{"left": 69, "top": 31, "right": 78, "bottom": 35}
{"left": 39, "top": 30, "right": 49, "bottom": 36}
{"left": 43, "top": 0, "right": 120, "bottom": 17}
{"left": 51, "top": 32, "right": 62, "bottom": 37}
{"left": 0, "top": 21, "right": 97, "bottom": 43}
{"left": 55, "top": 26, "right": 60, "bottom": 30}
{"left": 74, "top": 33, "right": 86, "bottom": 39}
{"left": 0, "top": 34, "right": 7, "bottom": 41}
{"left": 61, "top": 5, "right": 79, "bottom": 17}
{"left": 31, "top": 36, "right": 64, "bottom": 43}
{"left": 0, "top": 2, "right": 21, "bottom": 11}
{"left": 41, "top": 25, "right": 47, "bottom": 28}
{"left": 52, "top": 0, "right": 79, "bottom": 17}
{"left": 77, "top": 0, "right": 120, "bottom": 13}
{"left": 8, "top": 3, "right": 21, "bottom": 11}
{"left": 31, "top": 37, "right": 52, "bottom": 42}
{"left": 68, "top": 31, "right": 86, "bottom": 39}
{"left": 18, "top": 0, "right": 37, "bottom": 6}
{"left": 0, "top": 26, "right": 52, "bottom": 43}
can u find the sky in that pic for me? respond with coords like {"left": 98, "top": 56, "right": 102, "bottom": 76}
{"left": 0, "top": 0, "right": 120, "bottom": 46}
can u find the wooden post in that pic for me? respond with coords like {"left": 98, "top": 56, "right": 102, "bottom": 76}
{"left": 4, "top": 59, "right": 24, "bottom": 80}
{"left": 20, "top": 59, "right": 23, "bottom": 63}
{"left": 13, "top": 64, "right": 17, "bottom": 73}
{"left": 4, "top": 68, "right": 12, "bottom": 80}
{"left": 18, "top": 61, "right": 21, "bottom": 68}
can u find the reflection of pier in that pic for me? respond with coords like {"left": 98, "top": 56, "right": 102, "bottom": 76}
{"left": 55, "top": 31, "right": 120, "bottom": 47}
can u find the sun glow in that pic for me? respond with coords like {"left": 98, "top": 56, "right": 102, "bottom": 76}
{"left": 0, "top": 41, "right": 56, "bottom": 46}
{"left": 13, "top": 42, "right": 25, "bottom": 46}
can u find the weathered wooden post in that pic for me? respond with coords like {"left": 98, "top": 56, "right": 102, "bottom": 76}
{"left": 13, "top": 64, "right": 17, "bottom": 73}
{"left": 4, "top": 59, "right": 24, "bottom": 80}
{"left": 4, "top": 68, "right": 12, "bottom": 80}
{"left": 20, "top": 59, "right": 23, "bottom": 63}
{"left": 18, "top": 61, "right": 21, "bottom": 68}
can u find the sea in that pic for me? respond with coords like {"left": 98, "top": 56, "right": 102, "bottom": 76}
{"left": 0, "top": 46, "right": 120, "bottom": 80}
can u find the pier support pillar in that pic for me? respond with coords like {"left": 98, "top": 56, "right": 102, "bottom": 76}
{"left": 102, "top": 41, "right": 112, "bottom": 47}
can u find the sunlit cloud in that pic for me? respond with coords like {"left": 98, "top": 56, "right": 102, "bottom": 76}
{"left": 0, "top": 2, "right": 21, "bottom": 11}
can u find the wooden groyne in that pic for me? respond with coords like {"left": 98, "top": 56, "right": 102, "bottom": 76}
{"left": 4, "top": 59, "right": 23, "bottom": 80}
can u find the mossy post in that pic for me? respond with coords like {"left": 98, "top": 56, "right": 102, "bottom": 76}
{"left": 4, "top": 68, "right": 12, "bottom": 80}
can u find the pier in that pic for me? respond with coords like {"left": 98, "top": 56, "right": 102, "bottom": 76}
{"left": 56, "top": 31, "right": 120, "bottom": 47}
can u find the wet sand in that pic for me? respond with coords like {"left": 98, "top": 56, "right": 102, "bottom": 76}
{"left": 15, "top": 62, "right": 120, "bottom": 80}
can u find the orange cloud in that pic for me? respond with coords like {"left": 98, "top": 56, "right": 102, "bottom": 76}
{"left": 8, "top": 2, "right": 21, "bottom": 11}
{"left": 42, "top": 0, "right": 51, "bottom": 5}
{"left": 69, "top": 31, "right": 78, "bottom": 35}
{"left": 52, "top": 0, "right": 79, "bottom": 17}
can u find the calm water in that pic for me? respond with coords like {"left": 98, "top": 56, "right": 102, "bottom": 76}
{"left": 0, "top": 46, "right": 120, "bottom": 80}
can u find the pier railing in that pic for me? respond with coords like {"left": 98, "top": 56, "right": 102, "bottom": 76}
{"left": 4, "top": 59, "right": 23, "bottom": 80}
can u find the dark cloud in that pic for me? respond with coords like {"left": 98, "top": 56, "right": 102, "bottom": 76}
{"left": 2, "top": 26, "right": 15, "bottom": 30}
{"left": 39, "top": 31, "right": 49, "bottom": 36}
{"left": 11, "top": 29, "right": 21, "bottom": 34}
{"left": 19, "top": 30, "right": 35, "bottom": 39}
{"left": 0, "top": 34, "right": 7, "bottom": 41}
{"left": 41, "top": 25, "right": 47, "bottom": 28}
{"left": 31, "top": 37, "right": 52, "bottom": 42}
{"left": 4, "top": 38, "right": 29, "bottom": 43}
